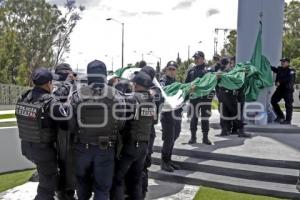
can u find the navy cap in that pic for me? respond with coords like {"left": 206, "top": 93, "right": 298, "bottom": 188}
{"left": 213, "top": 54, "right": 221, "bottom": 60}
{"left": 31, "top": 67, "right": 53, "bottom": 86}
{"left": 139, "top": 60, "right": 147, "bottom": 68}
{"left": 280, "top": 58, "right": 290, "bottom": 62}
{"left": 193, "top": 51, "right": 205, "bottom": 58}
{"left": 166, "top": 61, "right": 178, "bottom": 68}
{"left": 87, "top": 60, "right": 107, "bottom": 85}
{"left": 54, "top": 63, "right": 76, "bottom": 81}
{"left": 55, "top": 63, "right": 73, "bottom": 74}
{"left": 141, "top": 66, "right": 156, "bottom": 80}
{"left": 221, "top": 58, "right": 229, "bottom": 66}
{"left": 131, "top": 71, "right": 153, "bottom": 88}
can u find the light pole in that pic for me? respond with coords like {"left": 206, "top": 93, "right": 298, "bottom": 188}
{"left": 133, "top": 50, "right": 144, "bottom": 60}
{"left": 105, "top": 55, "right": 114, "bottom": 72}
{"left": 106, "top": 18, "right": 124, "bottom": 68}
{"left": 147, "top": 51, "right": 161, "bottom": 68}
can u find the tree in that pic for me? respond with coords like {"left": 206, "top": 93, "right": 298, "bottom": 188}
{"left": 283, "top": 1, "right": 300, "bottom": 59}
{"left": 176, "top": 59, "right": 193, "bottom": 83}
{"left": 176, "top": 52, "right": 182, "bottom": 65}
{"left": 52, "top": 1, "right": 84, "bottom": 66}
{"left": 221, "top": 30, "right": 237, "bottom": 57}
{"left": 0, "top": 0, "right": 83, "bottom": 85}
{"left": 291, "top": 57, "right": 300, "bottom": 83}
{"left": 283, "top": 1, "right": 300, "bottom": 83}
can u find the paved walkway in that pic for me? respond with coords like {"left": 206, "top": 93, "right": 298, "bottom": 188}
{"left": 155, "top": 111, "right": 300, "bottom": 162}
{"left": 0, "top": 180, "right": 199, "bottom": 200}
{"left": 1, "top": 110, "right": 300, "bottom": 199}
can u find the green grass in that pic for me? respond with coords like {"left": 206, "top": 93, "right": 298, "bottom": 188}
{"left": 0, "top": 121, "right": 17, "bottom": 127}
{"left": 0, "top": 113, "right": 15, "bottom": 120}
{"left": 0, "top": 169, "right": 35, "bottom": 193}
{"left": 194, "top": 187, "right": 282, "bottom": 200}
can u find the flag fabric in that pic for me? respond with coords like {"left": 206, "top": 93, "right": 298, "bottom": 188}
{"left": 164, "top": 22, "right": 273, "bottom": 102}
{"left": 114, "top": 22, "right": 273, "bottom": 106}
{"left": 245, "top": 22, "right": 273, "bottom": 101}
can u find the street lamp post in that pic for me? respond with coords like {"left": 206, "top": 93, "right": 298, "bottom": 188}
{"left": 106, "top": 18, "right": 125, "bottom": 68}
{"left": 148, "top": 51, "right": 161, "bottom": 68}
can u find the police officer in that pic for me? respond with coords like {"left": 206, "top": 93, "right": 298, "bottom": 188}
{"left": 140, "top": 66, "right": 161, "bottom": 197}
{"left": 16, "top": 68, "right": 67, "bottom": 200}
{"left": 212, "top": 54, "right": 221, "bottom": 71}
{"left": 160, "top": 61, "right": 182, "bottom": 172}
{"left": 138, "top": 60, "right": 147, "bottom": 68}
{"left": 229, "top": 56, "right": 236, "bottom": 68}
{"left": 215, "top": 58, "right": 230, "bottom": 136}
{"left": 216, "top": 58, "right": 251, "bottom": 138}
{"left": 119, "top": 66, "right": 161, "bottom": 198}
{"left": 271, "top": 58, "right": 296, "bottom": 124}
{"left": 72, "top": 60, "right": 125, "bottom": 200}
{"left": 111, "top": 71, "right": 155, "bottom": 200}
{"left": 53, "top": 63, "right": 77, "bottom": 200}
{"left": 185, "top": 51, "right": 213, "bottom": 145}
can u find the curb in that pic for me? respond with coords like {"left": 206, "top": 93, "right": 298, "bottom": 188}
{"left": 210, "top": 122, "right": 300, "bottom": 134}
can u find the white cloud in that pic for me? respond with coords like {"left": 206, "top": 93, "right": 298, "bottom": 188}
{"left": 66, "top": 0, "right": 238, "bottom": 71}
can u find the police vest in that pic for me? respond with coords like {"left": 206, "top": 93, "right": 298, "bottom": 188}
{"left": 16, "top": 90, "right": 56, "bottom": 143}
{"left": 77, "top": 84, "right": 123, "bottom": 144}
{"left": 128, "top": 92, "right": 155, "bottom": 142}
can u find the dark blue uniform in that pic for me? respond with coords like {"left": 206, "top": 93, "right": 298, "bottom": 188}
{"left": 111, "top": 71, "right": 154, "bottom": 200}
{"left": 160, "top": 75, "right": 182, "bottom": 172}
{"left": 19, "top": 87, "right": 59, "bottom": 200}
{"left": 271, "top": 66, "right": 296, "bottom": 123}
{"left": 215, "top": 64, "right": 228, "bottom": 135}
{"left": 53, "top": 63, "right": 78, "bottom": 200}
{"left": 16, "top": 68, "right": 71, "bottom": 200}
{"left": 52, "top": 79, "right": 77, "bottom": 200}
{"left": 71, "top": 60, "right": 124, "bottom": 200}
{"left": 185, "top": 64, "right": 213, "bottom": 144}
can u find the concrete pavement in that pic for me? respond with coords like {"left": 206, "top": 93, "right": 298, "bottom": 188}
{"left": 1, "top": 111, "right": 300, "bottom": 199}
{"left": 0, "top": 180, "right": 199, "bottom": 200}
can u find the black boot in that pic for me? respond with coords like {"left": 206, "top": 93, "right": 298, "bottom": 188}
{"left": 169, "top": 160, "right": 181, "bottom": 170}
{"left": 160, "top": 156, "right": 174, "bottom": 172}
{"left": 274, "top": 117, "right": 285, "bottom": 124}
{"left": 219, "top": 130, "right": 230, "bottom": 136}
{"left": 297, "top": 176, "right": 300, "bottom": 192}
{"left": 280, "top": 120, "right": 291, "bottom": 125}
{"left": 231, "top": 129, "right": 238, "bottom": 135}
{"left": 202, "top": 132, "right": 212, "bottom": 145}
{"left": 188, "top": 132, "right": 197, "bottom": 144}
{"left": 56, "top": 190, "right": 76, "bottom": 200}
{"left": 238, "top": 129, "right": 252, "bottom": 138}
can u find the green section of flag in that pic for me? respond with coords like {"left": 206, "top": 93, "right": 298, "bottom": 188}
{"left": 245, "top": 22, "right": 273, "bottom": 101}
{"left": 115, "top": 23, "right": 273, "bottom": 103}
{"left": 163, "top": 73, "right": 218, "bottom": 100}
{"left": 114, "top": 66, "right": 132, "bottom": 78}
{"left": 164, "top": 22, "right": 273, "bottom": 102}
{"left": 163, "top": 63, "right": 260, "bottom": 100}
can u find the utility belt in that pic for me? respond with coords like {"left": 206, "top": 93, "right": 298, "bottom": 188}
{"left": 77, "top": 136, "right": 116, "bottom": 150}
{"left": 22, "top": 141, "right": 54, "bottom": 148}
{"left": 124, "top": 139, "right": 148, "bottom": 148}
{"left": 219, "top": 87, "right": 238, "bottom": 95}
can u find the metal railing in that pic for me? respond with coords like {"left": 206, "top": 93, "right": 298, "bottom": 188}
{"left": 0, "top": 84, "right": 31, "bottom": 105}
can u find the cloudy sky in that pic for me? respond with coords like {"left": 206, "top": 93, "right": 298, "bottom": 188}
{"left": 50, "top": 0, "right": 239, "bottom": 71}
